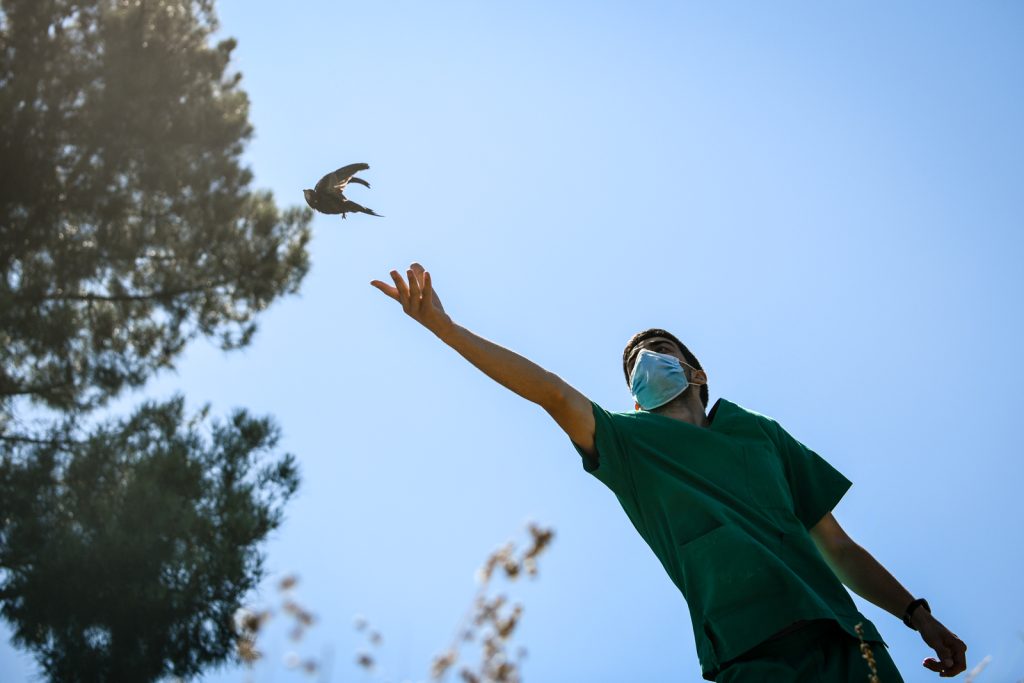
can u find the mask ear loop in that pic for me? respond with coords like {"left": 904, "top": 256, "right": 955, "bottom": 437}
{"left": 679, "top": 360, "right": 707, "bottom": 387}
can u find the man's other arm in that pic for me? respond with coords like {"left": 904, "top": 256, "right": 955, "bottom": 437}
{"left": 370, "top": 263, "right": 595, "bottom": 455}
{"left": 810, "top": 512, "right": 967, "bottom": 678}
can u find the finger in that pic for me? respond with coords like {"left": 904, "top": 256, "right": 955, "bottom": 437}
{"left": 407, "top": 263, "right": 425, "bottom": 306}
{"left": 390, "top": 270, "right": 410, "bottom": 308}
{"left": 407, "top": 266, "right": 423, "bottom": 294}
{"left": 950, "top": 639, "right": 967, "bottom": 674}
{"left": 407, "top": 268, "right": 422, "bottom": 313}
{"left": 423, "top": 270, "right": 434, "bottom": 304}
{"left": 370, "top": 280, "right": 400, "bottom": 301}
{"left": 934, "top": 642, "right": 954, "bottom": 670}
{"left": 923, "top": 658, "right": 943, "bottom": 672}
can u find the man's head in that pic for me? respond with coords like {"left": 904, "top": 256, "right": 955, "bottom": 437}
{"left": 622, "top": 329, "right": 709, "bottom": 409}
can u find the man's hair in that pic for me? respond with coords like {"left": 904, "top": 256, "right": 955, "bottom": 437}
{"left": 622, "top": 328, "right": 709, "bottom": 409}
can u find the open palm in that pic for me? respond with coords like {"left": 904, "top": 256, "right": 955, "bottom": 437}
{"left": 371, "top": 262, "right": 451, "bottom": 336}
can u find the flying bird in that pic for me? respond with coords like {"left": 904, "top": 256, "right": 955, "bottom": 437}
{"left": 303, "top": 163, "right": 382, "bottom": 219}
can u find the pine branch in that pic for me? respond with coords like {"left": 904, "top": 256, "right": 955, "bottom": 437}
{"left": 18, "top": 279, "right": 237, "bottom": 303}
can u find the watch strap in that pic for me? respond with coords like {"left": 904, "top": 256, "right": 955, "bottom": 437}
{"left": 902, "top": 597, "right": 931, "bottom": 630}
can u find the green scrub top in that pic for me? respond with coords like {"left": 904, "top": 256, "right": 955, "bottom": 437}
{"left": 573, "top": 397, "right": 885, "bottom": 681}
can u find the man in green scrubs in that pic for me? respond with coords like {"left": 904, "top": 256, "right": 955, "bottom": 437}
{"left": 372, "top": 263, "right": 969, "bottom": 681}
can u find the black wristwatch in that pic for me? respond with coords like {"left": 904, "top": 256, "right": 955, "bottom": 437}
{"left": 902, "top": 598, "right": 931, "bottom": 630}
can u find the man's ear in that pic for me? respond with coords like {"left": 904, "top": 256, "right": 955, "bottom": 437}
{"left": 635, "top": 402, "right": 641, "bottom": 411}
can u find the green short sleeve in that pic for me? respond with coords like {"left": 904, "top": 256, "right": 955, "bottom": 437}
{"left": 572, "top": 401, "right": 632, "bottom": 493}
{"left": 770, "top": 420, "right": 852, "bottom": 529}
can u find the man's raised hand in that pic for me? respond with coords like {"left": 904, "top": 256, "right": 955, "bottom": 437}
{"left": 371, "top": 263, "right": 452, "bottom": 337}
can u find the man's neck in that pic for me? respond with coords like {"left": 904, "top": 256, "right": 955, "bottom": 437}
{"left": 652, "top": 395, "right": 709, "bottom": 428}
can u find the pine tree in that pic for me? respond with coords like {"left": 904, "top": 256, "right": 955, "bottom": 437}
{"left": 0, "top": 0, "right": 311, "bottom": 416}
{"left": 0, "top": 398, "right": 299, "bottom": 680}
{"left": 0, "top": 1, "right": 312, "bottom": 679}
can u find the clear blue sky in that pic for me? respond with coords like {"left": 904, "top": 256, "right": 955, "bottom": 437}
{"left": 4, "top": 1, "right": 1023, "bottom": 681}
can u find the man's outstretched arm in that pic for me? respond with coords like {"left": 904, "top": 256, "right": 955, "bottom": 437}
{"left": 370, "top": 263, "right": 595, "bottom": 455}
{"left": 810, "top": 512, "right": 968, "bottom": 678}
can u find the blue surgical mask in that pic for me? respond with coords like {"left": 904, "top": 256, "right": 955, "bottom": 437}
{"left": 630, "top": 349, "right": 700, "bottom": 410}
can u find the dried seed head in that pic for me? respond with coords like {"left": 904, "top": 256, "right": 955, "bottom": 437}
{"left": 234, "top": 608, "right": 271, "bottom": 636}
{"left": 479, "top": 543, "right": 514, "bottom": 584}
{"left": 496, "top": 605, "right": 523, "bottom": 638}
{"left": 503, "top": 558, "right": 520, "bottom": 579}
{"left": 431, "top": 649, "right": 458, "bottom": 679}
{"left": 525, "top": 525, "right": 554, "bottom": 559}
{"left": 279, "top": 575, "right": 299, "bottom": 591}
{"left": 483, "top": 635, "right": 501, "bottom": 659}
{"left": 356, "top": 652, "right": 374, "bottom": 670}
{"left": 239, "top": 609, "right": 270, "bottom": 635}
{"left": 369, "top": 630, "right": 383, "bottom": 646}
{"left": 354, "top": 614, "right": 368, "bottom": 631}
{"left": 284, "top": 600, "right": 315, "bottom": 626}
{"left": 492, "top": 661, "right": 517, "bottom": 683}
{"left": 236, "top": 637, "right": 261, "bottom": 664}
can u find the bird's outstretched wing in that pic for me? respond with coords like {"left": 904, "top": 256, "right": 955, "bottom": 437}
{"left": 314, "top": 163, "right": 370, "bottom": 194}
{"left": 340, "top": 199, "right": 383, "bottom": 217}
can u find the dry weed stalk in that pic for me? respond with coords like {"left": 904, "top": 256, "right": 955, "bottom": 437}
{"left": 233, "top": 523, "right": 553, "bottom": 682}
{"left": 429, "top": 522, "right": 555, "bottom": 683}
{"left": 852, "top": 621, "right": 993, "bottom": 683}
{"left": 232, "top": 574, "right": 321, "bottom": 676}
{"left": 353, "top": 614, "right": 384, "bottom": 673}
{"left": 854, "top": 622, "right": 881, "bottom": 683}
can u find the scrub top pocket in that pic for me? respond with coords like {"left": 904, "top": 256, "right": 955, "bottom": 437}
{"left": 677, "top": 523, "right": 796, "bottom": 666}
